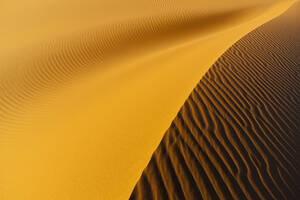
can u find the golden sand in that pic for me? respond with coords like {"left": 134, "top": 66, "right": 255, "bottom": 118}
{"left": 131, "top": 2, "right": 300, "bottom": 199}
{"left": 0, "top": 0, "right": 297, "bottom": 199}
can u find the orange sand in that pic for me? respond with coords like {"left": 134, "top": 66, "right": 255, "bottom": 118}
{"left": 0, "top": 0, "right": 297, "bottom": 199}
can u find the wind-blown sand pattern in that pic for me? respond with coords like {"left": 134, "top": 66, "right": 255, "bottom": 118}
{"left": 130, "top": 2, "right": 300, "bottom": 200}
{"left": 0, "top": 0, "right": 298, "bottom": 199}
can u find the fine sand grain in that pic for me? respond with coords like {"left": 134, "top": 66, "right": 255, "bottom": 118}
{"left": 130, "top": 2, "right": 300, "bottom": 199}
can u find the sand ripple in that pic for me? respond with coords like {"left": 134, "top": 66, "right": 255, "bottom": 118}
{"left": 130, "top": 3, "right": 300, "bottom": 199}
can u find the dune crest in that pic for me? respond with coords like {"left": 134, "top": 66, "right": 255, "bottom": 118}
{"left": 0, "top": 0, "right": 297, "bottom": 199}
{"left": 130, "top": 2, "right": 300, "bottom": 199}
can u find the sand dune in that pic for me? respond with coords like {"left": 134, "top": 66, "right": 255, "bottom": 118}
{"left": 0, "top": 1, "right": 292, "bottom": 128}
{"left": 0, "top": 0, "right": 298, "bottom": 199}
{"left": 130, "top": 2, "right": 300, "bottom": 199}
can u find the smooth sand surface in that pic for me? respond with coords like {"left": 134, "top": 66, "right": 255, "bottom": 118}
{"left": 0, "top": 0, "right": 297, "bottom": 199}
{"left": 131, "top": 2, "right": 300, "bottom": 199}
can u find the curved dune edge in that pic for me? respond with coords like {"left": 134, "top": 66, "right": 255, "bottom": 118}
{"left": 0, "top": 1, "right": 294, "bottom": 126}
{"left": 0, "top": 1, "right": 297, "bottom": 200}
{"left": 130, "top": 2, "right": 300, "bottom": 200}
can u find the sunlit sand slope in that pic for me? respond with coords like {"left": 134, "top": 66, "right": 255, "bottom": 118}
{"left": 0, "top": 0, "right": 296, "bottom": 200}
{"left": 130, "top": 2, "right": 300, "bottom": 200}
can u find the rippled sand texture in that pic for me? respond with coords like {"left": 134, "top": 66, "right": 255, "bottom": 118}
{"left": 130, "top": 2, "right": 300, "bottom": 200}
{"left": 0, "top": 0, "right": 297, "bottom": 199}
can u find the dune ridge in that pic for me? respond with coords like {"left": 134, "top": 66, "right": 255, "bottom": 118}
{"left": 0, "top": 1, "right": 293, "bottom": 132}
{"left": 0, "top": 1, "right": 297, "bottom": 200}
{"left": 130, "top": 2, "right": 300, "bottom": 199}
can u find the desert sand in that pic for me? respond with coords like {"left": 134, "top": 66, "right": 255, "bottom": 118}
{"left": 0, "top": 0, "right": 299, "bottom": 199}
{"left": 131, "top": 2, "right": 300, "bottom": 199}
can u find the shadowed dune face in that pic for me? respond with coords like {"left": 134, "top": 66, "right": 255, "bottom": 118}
{"left": 130, "top": 2, "right": 300, "bottom": 200}
{"left": 0, "top": 0, "right": 298, "bottom": 200}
